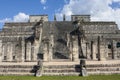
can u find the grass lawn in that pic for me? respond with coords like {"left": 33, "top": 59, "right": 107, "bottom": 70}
{"left": 0, "top": 75, "right": 120, "bottom": 80}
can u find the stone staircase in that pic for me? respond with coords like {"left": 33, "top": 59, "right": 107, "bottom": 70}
{"left": 0, "top": 62, "right": 81, "bottom": 76}
{"left": 0, "top": 62, "right": 37, "bottom": 76}
{"left": 42, "top": 65, "right": 80, "bottom": 76}
{"left": 86, "top": 60, "right": 120, "bottom": 75}
{"left": 0, "top": 60, "right": 120, "bottom": 76}
{"left": 42, "top": 61, "right": 80, "bottom": 76}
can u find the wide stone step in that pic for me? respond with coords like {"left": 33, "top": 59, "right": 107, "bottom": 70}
{"left": 86, "top": 63, "right": 120, "bottom": 75}
{"left": 0, "top": 65, "right": 33, "bottom": 67}
{"left": 43, "top": 65, "right": 80, "bottom": 68}
{"left": 0, "top": 72, "right": 34, "bottom": 76}
{"left": 0, "top": 69, "right": 34, "bottom": 73}
{"left": 42, "top": 64, "right": 81, "bottom": 76}
{"left": 87, "top": 71, "right": 120, "bottom": 75}
{"left": 42, "top": 73, "right": 80, "bottom": 76}
{"left": 0, "top": 65, "right": 36, "bottom": 75}
{"left": 0, "top": 68, "right": 33, "bottom": 70}
{"left": 43, "top": 69, "right": 78, "bottom": 73}
{"left": 86, "top": 64, "right": 120, "bottom": 67}
{"left": 87, "top": 67, "right": 120, "bottom": 69}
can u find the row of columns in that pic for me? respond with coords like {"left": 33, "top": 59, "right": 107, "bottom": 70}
{"left": 84, "top": 36, "right": 107, "bottom": 61}
{"left": 0, "top": 36, "right": 118, "bottom": 62}
{"left": 85, "top": 37, "right": 119, "bottom": 61}
{"left": 0, "top": 37, "right": 38, "bottom": 62}
{"left": 26, "top": 41, "right": 37, "bottom": 62}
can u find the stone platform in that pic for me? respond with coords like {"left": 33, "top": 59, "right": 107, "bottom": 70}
{"left": 86, "top": 60, "right": 120, "bottom": 75}
{"left": 0, "top": 60, "right": 120, "bottom": 76}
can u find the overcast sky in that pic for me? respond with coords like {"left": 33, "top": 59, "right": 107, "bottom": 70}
{"left": 0, "top": 0, "right": 120, "bottom": 29}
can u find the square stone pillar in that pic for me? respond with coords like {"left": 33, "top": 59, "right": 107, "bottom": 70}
{"left": 34, "top": 40, "right": 39, "bottom": 61}
{"left": 99, "top": 42, "right": 106, "bottom": 61}
{"left": 43, "top": 43, "right": 48, "bottom": 61}
{"left": 72, "top": 36, "right": 79, "bottom": 61}
{"left": 69, "top": 42, "right": 73, "bottom": 61}
{"left": 2, "top": 44, "right": 6, "bottom": 61}
{"left": 49, "top": 48, "right": 52, "bottom": 61}
{"left": 92, "top": 42, "right": 97, "bottom": 60}
{"left": 81, "top": 40, "right": 87, "bottom": 58}
{"left": 0, "top": 40, "right": 2, "bottom": 62}
{"left": 21, "top": 38, "right": 25, "bottom": 62}
{"left": 48, "top": 34, "right": 54, "bottom": 61}
{"left": 26, "top": 42, "right": 31, "bottom": 61}
{"left": 7, "top": 42, "right": 12, "bottom": 61}
{"left": 31, "top": 45, "right": 37, "bottom": 61}
{"left": 112, "top": 40, "right": 118, "bottom": 59}
{"left": 67, "top": 33, "right": 70, "bottom": 47}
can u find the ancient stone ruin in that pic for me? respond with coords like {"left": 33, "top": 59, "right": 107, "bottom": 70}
{"left": 0, "top": 14, "right": 120, "bottom": 76}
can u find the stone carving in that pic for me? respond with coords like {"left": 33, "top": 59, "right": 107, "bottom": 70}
{"left": 80, "top": 59, "right": 88, "bottom": 76}
{"left": 35, "top": 59, "right": 43, "bottom": 77}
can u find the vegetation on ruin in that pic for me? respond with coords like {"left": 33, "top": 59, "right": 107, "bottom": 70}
{"left": 0, "top": 75, "right": 120, "bottom": 80}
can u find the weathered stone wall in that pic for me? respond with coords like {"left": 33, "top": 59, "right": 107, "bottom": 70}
{"left": 71, "top": 15, "right": 90, "bottom": 22}
{"left": 29, "top": 15, "right": 48, "bottom": 22}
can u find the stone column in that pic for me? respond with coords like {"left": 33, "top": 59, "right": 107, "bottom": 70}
{"left": 69, "top": 42, "right": 73, "bottom": 61}
{"left": 31, "top": 46, "right": 34, "bottom": 61}
{"left": 92, "top": 42, "right": 97, "bottom": 60}
{"left": 26, "top": 41, "right": 31, "bottom": 61}
{"left": 67, "top": 33, "right": 70, "bottom": 47}
{"left": 67, "top": 34, "right": 73, "bottom": 60}
{"left": 0, "top": 40, "right": 2, "bottom": 62}
{"left": 43, "top": 43, "right": 48, "bottom": 61}
{"left": 34, "top": 40, "right": 39, "bottom": 61}
{"left": 112, "top": 40, "right": 117, "bottom": 59}
{"left": 21, "top": 38, "right": 25, "bottom": 62}
{"left": 72, "top": 36, "right": 79, "bottom": 61}
{"left": 81, "top": 40, "right": 86, "bottom": 58}
{"left": 86, "top": 42, "right": 91, "bottom": 60}
{"left": 49, "top": 34, "right": 54, "bottom": 61}
{"left": 2, "top": 44, "right": 5, "bottom": 61}
{"left": 7, "top": 42, "right": 12, "bottom": 61}
{"left": 99, "top": 41, "right": 106, "bottom": 61}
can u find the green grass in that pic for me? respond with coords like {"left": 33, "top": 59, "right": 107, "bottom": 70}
{"left": 0, "top": 75, "right": 120, "bottom": 80}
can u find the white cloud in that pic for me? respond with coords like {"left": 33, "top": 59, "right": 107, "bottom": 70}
{"left": 0, "top": 18, "right": 12, "bottom": 23}
{"left": 0, "top": 12, "right": 29, "bottom": 25}
{"left": 40, "top": 0, "right": 47, "bottom": 4}
{"left": 13, "top": 12, "right": 29, "bottom": 22}
{"left": 56, "top": 0, "right": 120, "bottom": 28}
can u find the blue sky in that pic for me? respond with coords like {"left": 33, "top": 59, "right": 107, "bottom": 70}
{"left": 0, "top": 0, "right": 65, "bottom": 19}
{"left": 0, "top": 0, "right": 65, "bottom": 28}
{"left": 0, "top": 0, "right": 120, "bottom": 29}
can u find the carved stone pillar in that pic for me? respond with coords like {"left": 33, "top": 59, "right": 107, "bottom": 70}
{"left": 81, "top": 40, "right": 86, "bottom": 58}
{"left": 112, "top": 40, "right": 117, "bottom": 59}
{"left": 2, "top": 45, "right": 5, "bottom": 60}
{"left": 72, "top": 36, "right": 79, "bottom": 61}
{"left": 67, "top": 33, "right": 70, "bottom": 47}
{"left": 0, "top": 40, "right": 2, "bottom": 62}
{"left": 21, "top": 38, "right": 25, "bottom": 62}
{"left": 43, "top": 43, "right": 48, "bottom": 61}
{"left": 69, "top": 42, "right": 73, "bottom": 61}
{"left": 34, "top": 40, "right": 39, "bottom": 61}
{"left": 92, "top": 42, "right": 97, "bottom": 60}
{"left": 26, "top": 41, "right": 31, "bottom": 61}
{"left": 31, "top": 46, "right": 34, "bottom": 61}
{"left": 98, "top": 40, "right": 106, "bottom": 61}
{"left": 7, "top": 42, "right": 12, "bottom": 61}
{"left": 49, "top": 34, "right": 54, "bottom": 61}
{"left": 67, "top": 34, "right": 72, "bottom": 60}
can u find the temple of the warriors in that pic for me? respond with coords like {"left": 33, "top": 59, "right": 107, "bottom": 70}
{"left": 0, "top": 14, "right": 120, "bottom": 76}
